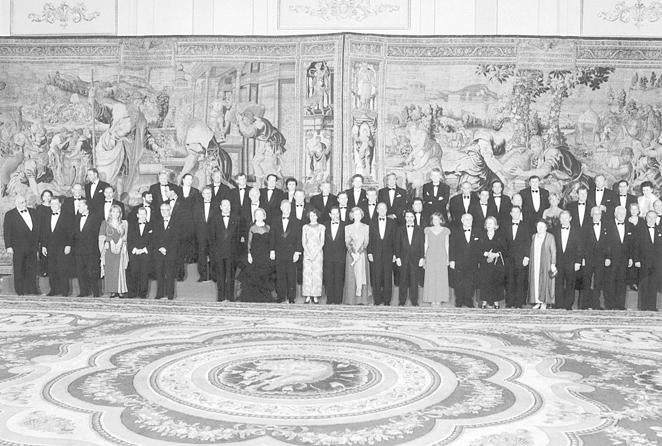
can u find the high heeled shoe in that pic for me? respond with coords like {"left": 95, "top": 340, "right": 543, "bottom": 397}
{"left": 481, "top": 301, "right": 487, "bottom": 309}
{"left": 304, "top": 296, "right": 311, "bottom": 304}
{"left": 532, "top": 303, "right": 541, "bottom": 310}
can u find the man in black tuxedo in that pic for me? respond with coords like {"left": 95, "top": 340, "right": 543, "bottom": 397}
{"left": 210, "top": 199, "right": 239, "bottom": 302}
{"left": 63, "top": 183, "right": 85, "bottom": 218}
{"left": 40, "top": 196, "right": 74, "bottom": 296}
{"left": 411, "top": 198, "right": 425, "bottom": 227}
{"left": 127, "top": 207, "right": 152, "bottom": 299}
{"left": 129, "top": 191, "right": 154, "bottom": 223}
{"left": 207, "top": 168, "right": 231, "bottom": 207}
{"left": 634, "top": 211, "right": 661, "bottom": 311}
{"left": 378, "top": 172, "right": 408, "bottom": 224}
{"left": 291, "top": 190, "right": 310, "bottom": 225}
{"left": 73, "top": 200, "right": 102, "bottom": 297}
{"left": 589, "top": 174, "right": 616, "bottom": 216}
{"left": 149, "top": 170, "right": 179, "bottom": 212}
{"left": 166, "top": 187, "right": 187, "bottom": 281}
{"left": 84, "top": 168, "right": 110, "bottom": 215}
{"left": 152, "top": 202, "right": 180, "bottom": 300}
{"left": 230, "top": 172, "right": 252, "bottom": 227}
{"left": 270, "top": 199, "right": 302, "bottom": 303}
{"left": 472, "top": 189, "right": 493, "bottom": 229}
{"left": 449, "top": 182, "right": 479, "bottom": 228}
{"left": 260, "top": 173, "right": 285, "bottom": 225}
{"left": 310, "top": 181, "right": 337, "bottom": 224}
{"left": 449, "top": 213, "right": 480, "bottom": 307}
{"left": 615, "top": 180, "right": 638, "bottom": 217}
{"left": 489, "top": 180, "right": 511, "bottom": 227}
{"left": 337, "top": 192, "right": 350, "bottom": 223}
{"left": 604, "top": 206, "right": 635, "bottom": 310}
{"left": 3, "top": 195, "right": 39, "bottom": 295}
{"left": 580, "top": 206, "right": 611, "bottom": 309}
{"left": 362, "top": 189, "right": 379, "bottom": 224}
{"left": 520, "top": 176, "right": 549, "bottom": 232}
{"left": 323, "top": 207, "right": 346, "bottom": 304}
{"left": 368, "top": 203, "right": 396, "bottom": 306}
{"left": 101, "top": 185, "right": 125, "bottom": 221}
{"left": 194, "top": 187, "right": 216, "bottom": 281}
{"left": 394, "top": 209, "right": 425, "bottom": 306}
{"left": 345, "top": 174, "right": 367, "bottom": 209}
{"left": 554, "top": 211, "right": 583, "bottom": 310}
{"left": 504, "top": 206, "right": 531, "bottom": 308}
{"left": 422, "top": 168, "right": 449, "bottom": 223}
{"left": 283, "top": 177, "right": 298, "bottom": 203}
{"left": 566, "top": 186, "right": 592, "bottom": 230}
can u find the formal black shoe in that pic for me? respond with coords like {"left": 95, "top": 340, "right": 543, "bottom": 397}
{"left": 167, "top": 297, "right": 174, "bottom": 300}
{"left": 46, "top": 292, "right": 56, "bottom": 296}
{"left": 77, "top": 294, "right": 89, "bottom": 298}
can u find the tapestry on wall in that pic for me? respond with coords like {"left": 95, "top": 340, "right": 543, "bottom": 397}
{"left": 1, "top": 35, "right": 662, "bottom": 271}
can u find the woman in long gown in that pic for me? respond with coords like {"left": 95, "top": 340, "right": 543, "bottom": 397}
{"left": 422, "top": 212, "right": 451, "bottom": 306}
{"left": 37, "top": 189, "right": 53, "bottom": 277}
{"left": 179, "top": 173, "right": 201, "bottom": 264}
{"left": 478, "top": 216, "right": 507, "bottom": 309}
{"left": 542, "top": 193, "right": 563, "bottom": 233}
{"left": 302, "top": 208, "right": 325, "bottom": 304}
{"left": 343, "top": 207, "right": 371, "bottom": 305}
{"left": 627, "top": 202, "right": 643, "bottom": 290}
{"left": 238, "top": 208, "right": 275, "bottom": 302}
{"left": 99, "top": 204, "right": 128, "bottom": 298}
{"left": 529, "top": 220, "right": 557, "bottom": 309}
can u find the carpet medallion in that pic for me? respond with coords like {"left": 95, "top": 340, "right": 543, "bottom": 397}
{"left": 0, "top": 297, "right": 660, "bottom": 445}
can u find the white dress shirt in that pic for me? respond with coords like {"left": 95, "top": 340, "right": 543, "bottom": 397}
{"left": 204, "top": 202, "right": 211, "bottom": 222}
{"left": 462, "top": 196, "right": 471, "bottom": 213}
{"left": 561, "top": 226, "right": 569, "bottom": 252}
{"left": 406, "top": 225, "right": 414, "bottom": 244}
{"left": 616, "top": 220, "right": 625, "bottom": 243}
{"left": 331, "top": 221, "right": 339, "bottom": 239}
{"left": 79, "top": 213, "right": 88, "bottom": 231}
{"left": 531, "top": 190, "right": 541, "bottom": 212}
{"left": 19, "top": 209, "right": 33, "bottom": 231}
{"left": 378, "top": 217, "right": 386, "bottom": 239}
{"left": 51, "top": 213, "right": 59, "bottom": 231}
{"left": 595, "top": 189, "right": 604, "bottom": 206}
{"left": 593, "top": 222, "right": 601, "bottom": 240}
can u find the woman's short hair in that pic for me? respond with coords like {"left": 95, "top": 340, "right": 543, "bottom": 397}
{"left": 429, "top": 211, "right": 446, "bottom": 226}
{"left": 308, "top": 207, "right": 320, "bottom": 219}
{"left": 254, "top": 207, "right": 266, "bottom": 219}
{"left": 350, "top": 206, "right": 364, "bottom": 220}
{"left": 484, "top": 216, "right": 498, "bottom": 228}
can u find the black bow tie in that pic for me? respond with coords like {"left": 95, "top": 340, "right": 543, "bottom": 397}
{"left": 340, "top": 207, "right": 347, "bottom": 210}
{"left": 463, "top": 196, "right": 470, "bottom": 199}
{"left": 74, "top": 198, "right": 82, "bottom": 201}
{"left": 282, "top": 217, "right": 289, "bottom": 220}
{"left": 81, "top": 213, "right": 88, "bottom": 217}
{"left": 52, "top": 212, "right": 59, "bottom": 216}
{"left": 407, "top": 225, "right": 414, "bottom": 228}
{"left": 379, "top": 217, "right": 386, "bottom": 221}
{"left": 493, "top": 195, "right": 501, "bottom": 198}
{"left": 296, "top": 204, "right": 304, "bottom": 207}
{"left": 369, "top": 203, "right": 375, "bottom": 206}
{"left": 105, "top": 201, "right": 112, "bottom": 204}
{"left": 481, "top": 203, "right": 487, "bottom": 206}
{"left": 332, "top": 221, "right": 339, "bottom": 225}
{"left": 512, "top": 222, "right": 519, "bottom": 226}
{"left": 144, "top": 204, "right": 150, "bottom": 208}
{"left": 164, "top": 219, "right": 170, "bottom": 224}
{"left": 594, "top": 223, "right": 600, "bottom": 226}
{"left": 596, "top": 189, "right": 603, "bottom": 192}
{"left": 20, "top": 209, "right": 27, "bottom": 213}
{"left": 139, "top": 222, "right": 145, "bottom": 225}
{"left": 531, "top": 190, "right": 539, "bottom": 194}
{"left": 649, "top": 226, "right": 656, "bottom": 229}
{"left": 239, "top": 188, "right": 245, "bottom": 190}
{"left": 617, "top": 222, "right": 624, "bottom": 225}
{"left": 464, "top": 229, "right": 471, "bottom": 232}
{"left": 579, "top": 202, "right": 585, "bottom": 206}
{"left": 222, "top": 214, "right": 230, "bottom": 218}
{"left": 562, "top": 226, "right": 569, "bottom": 230}
{"left": 620, "top": 194, "right": 627, "bottom": 197}
{"left": 389, "top": 188, "right": 396, "bottom": 191}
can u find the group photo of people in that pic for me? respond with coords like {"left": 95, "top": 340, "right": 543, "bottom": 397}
{"left": 3, "top": 166, "right": 661, "bottom": 311}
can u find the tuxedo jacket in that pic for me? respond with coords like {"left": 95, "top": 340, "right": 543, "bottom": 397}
{"left": 588, "top": 188, "right": 616, "bottom": 213}
{"left": 634, "top": 224, "right": 662, "bottom": 267}
{"left": 395, "top": 225, "right": 425, "bottom": 266}
{"left": 449, "top": 227, "right": 481, "bottom": 271}
{"left": 471, "top": 202, "right": 496, "bottom": 229}
{"left": 73, "top": 213, "right": 102, "bottom": 256}
{"left": 323, "top": 221, "right": 346, "bottom": 263}
{"left": 270, "top": 217, "right": 303, "bottom": 258}
{"left": 39, "top": 211, "right": 74, "bottom": 252}
{"left": 614, "top": 193, "right": 638, "bottom": 216}
{"left": 149, "top": 182, "right": 180, "bottom": 210}
{"left": 448, "top": 193, "right": 479, "bottom": 226}
{"left": 151, "top": 219, "right": 180, "bottom": 259}
{"left": 422, "top": 181, "right": 450, "bottom": 219}
{"left": 378, "top": 186, "right": 408, "bottom": 221}
{"left": 605, "top": 220, "right": 635, "bottom": 268}
{"left": 192, "top": 201, "right": 217, "bottom": 240}
{"left": 127, "top": 220, "right": 153, "bottom": 254}
{"left": 3, "top": 207, "right": 39, "bottom": 253}
{"left": 488, "top": 194, "right": 512, "bottom": 226}
{"left": 566, "top": 201, "right": 592, "bottom": 230}
{"left": 367, "top": 218, "right": 396, "bottom": 261}
{"left": 207, "top": 182, "right": 231, "bottom": 207}
{"left": 84, "top": 180, "right": 110, "bottom": 213}
{"left": 229, "top": 186, "right": 252, "bottom": 224}
{"left": 519, "top": 187, "right": 550, "bottom": 223}
{"left": 552, "top": 225, "right": 583, "bottom": 269}
{"left": 290, "top": 202, "right": 311, "bottom": 225}
{"left": 209, "top": 213, "right": 240, "bottom": 259}
{"left": 581, "top": 222, "right": 612, "bottom": 268}
{"left": 345, "top": 188, "right": 368, "bottom": 209}
{"left": 100, "top": 199, "right": 126, "bottom": 221}
{"left": 63, "top": 196, "right": 86, "bottom": 218}
{"left": 260, "top": 187, "right": 286, "bottom": 223}
{"left": 504, "top": 220, "right": 532, "bottom": 268}
{"left": 128, "top": 204, "right": 154, "bottom": 224}
{"left": 360, "top": 203, "right": 380, "bottom": 225}
{"left": 310, "top": 193, "right": 338, "bottom": 222}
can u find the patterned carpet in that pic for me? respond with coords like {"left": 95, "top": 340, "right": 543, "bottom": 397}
{"left": 0, "top": 296, "right": 660, "bottom": 446}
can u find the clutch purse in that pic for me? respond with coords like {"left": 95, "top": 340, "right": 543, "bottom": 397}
{"left": 548, "top": 269, "right": 557, "bottom": 278}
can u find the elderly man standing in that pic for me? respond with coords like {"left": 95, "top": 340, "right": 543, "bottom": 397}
{"left": 3, "top": 196, "right": 39, "bottom": 295}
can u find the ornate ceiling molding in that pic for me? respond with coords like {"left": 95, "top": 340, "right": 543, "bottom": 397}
{"left": 289, "top": 0, "right": 400, "bottom": 22}
{"left": 27, "top": 1, "right": 101, "bottom": 29}
{"left": 598, "top": 0, "right": 662, "bottom": 28}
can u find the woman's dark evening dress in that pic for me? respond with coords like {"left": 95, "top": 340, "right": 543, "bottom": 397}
{"left": 238, "top": 226, "right": 276, "bottom": 302}
{"left": 478, "top": 230, "right": 507, "bottom": 305}
{"left": 179, "top": 186, "right": 200, "bottom": 264}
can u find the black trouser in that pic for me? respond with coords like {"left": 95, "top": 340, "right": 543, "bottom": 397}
{"left": 128, "top": 253, "right": 150, "bottom": 298}
{"left": 370, "top": 257, "right": 393, "bottom": 305}
{"left": 604, "top": 265, "right": 627, "bottom": 310}
{"left": 506, "top": 264, "right": 528, "bottom": 308}
{"left": 216, "top": 257, "right": 235, "bottom": 301}
{"left": 276, "top": 259, "right": 297, "bottom": 302}
{"left": 555, "top": 265, "right": 576, "bottom": 310}
{"left": 581, "top": 264, "right": 606, "bottom": 309}
{"left": 12, "top": 248, "right": 38, "bottom": 295}
{"left": 638, "top": 265, "right": 658, "bottom": 311}
{"left": 197, "top": 233, "right": 211, "bottom": 281}
{"left": 323, "top": 260, "right": 345, "bottom": 304}
{"left": 454, "top": 267, "right": 476, "bottom": 307}
{"left": 76, "top": 253, "right": 100, "bottom": 297}
{"left": 154, "top": 253, "right": 176, "bottom": 299}
{"left": 398, "top": 262, "right": 419, "bottom": 306}
{"left": 47, "top": 249, "right": 70, "bottom": 296}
